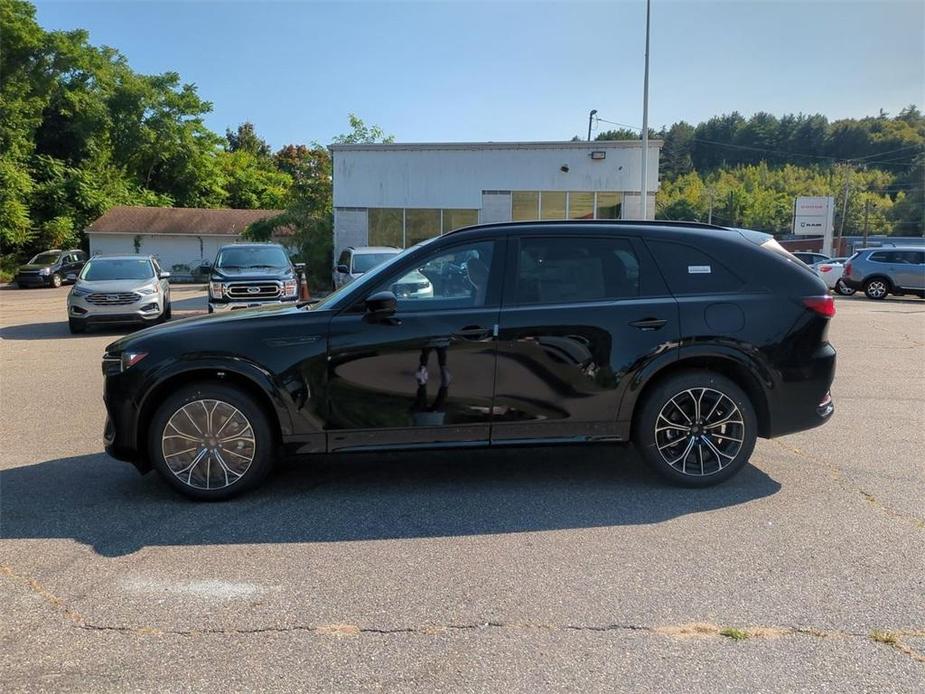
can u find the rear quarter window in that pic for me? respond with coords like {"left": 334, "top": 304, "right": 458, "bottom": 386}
{"left": 646, "top": 240, "right": 744, "bottom": 295}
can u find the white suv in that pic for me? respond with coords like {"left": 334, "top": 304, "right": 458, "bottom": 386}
{"left": 333, "top": 246, "right": 401, "bottom": 289}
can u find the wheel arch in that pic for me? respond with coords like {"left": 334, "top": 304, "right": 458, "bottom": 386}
{"left": 629, "top": 350, "right": 773, "bottom": 439}
{"left": 863, "top": 274, "right": 894, "bottom": 290}
{"left": 135, "top": 367, "right": 288, "bottom": 464}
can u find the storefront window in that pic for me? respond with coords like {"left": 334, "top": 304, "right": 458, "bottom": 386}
{"left": 512, "top": 192, "right": 540, "bottom": 221}
{"left": 540, "top": 191, "right": 567, "bottom": 220}
{"left": 568, "top": 192, "right": 595, "bottom": 220}
{"left": 596, "top": 192, "right": 622, "bottom": 220}
{"left": 442, "top": 209, "right": 479, "bottom": 233}
{"left": 368, "top": 209, "right": 403, "bottom": 247}
{"left": 405, "top": 209, "right": 441, "bottom": 246}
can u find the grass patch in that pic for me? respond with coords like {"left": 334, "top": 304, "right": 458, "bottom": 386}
{"left": 870, "top": 629, "right": 899, "bottom": 645}
{"left": 720, "top": 627, "right": 750, "bottom": 641}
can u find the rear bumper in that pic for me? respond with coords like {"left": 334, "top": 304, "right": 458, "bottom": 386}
{"left": 841, "top": 277, "right": 864, "bottom": 290}
{"left": 764, "top": 343, "right": 836, "bottom": 437}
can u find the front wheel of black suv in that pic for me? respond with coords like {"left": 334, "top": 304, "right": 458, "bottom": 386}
{"left": 635, "top": 370, "right": 758, "bottom": 487}
{"left": 148, "top": 382, "right": 275, "bottom": 500}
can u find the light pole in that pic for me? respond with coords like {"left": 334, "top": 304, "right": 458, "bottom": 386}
{"left": 640, "top": 0, "right": 651, "bottom": 220}
{"left": 587, "top": 109, "right": 597, "bottom": 141}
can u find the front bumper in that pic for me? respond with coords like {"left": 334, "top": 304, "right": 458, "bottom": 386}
{"left": 16, "top": 274, "right": 50, "bottom": 287}
{"left": 69, "top": 295, "right": 163, "bottom": 324}
{"left": 209, "top": 296, "right": 298, "bottom": 312}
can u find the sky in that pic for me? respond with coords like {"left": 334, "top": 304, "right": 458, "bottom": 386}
{"left": 33, "top": 0, "right": 925, "bottom": 149}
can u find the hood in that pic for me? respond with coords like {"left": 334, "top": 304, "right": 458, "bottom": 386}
{"left": 76, "top": 278, "right": 158, "bottom": 293}
{"left": 19, "top": 263, "right": 54, "bottom": 271}
{"left": 211, "top": 266, "right": 294, "bottom": 281}
{"left": 104, "top": 302, "right": 322, "bottom": 354}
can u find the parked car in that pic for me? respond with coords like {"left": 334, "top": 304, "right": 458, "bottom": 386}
{"left": 15, "top": 249, "right": 86, "bottom": 288}
{"left": 207, "top": 243, "right": 305, "bottom": 313}
{"left": 333, "top": 245, "right": 434, "bottom": 299}
{"left": 792, "top": 251, "right": 831, "bottom": 266}
{"left": 811, "top": 257, "right": 855, "bottom": 295}
{"left": 101, "top": 221, "right": 836, "bottom": 500}
{"left": 333, "top": 246, "right": 400, "bottom": 289}
{"left": 67, "top": 255, "right": 171, "bottom": 333}
{"left": 841, "top": 247, "right": 925, "bottom": 299}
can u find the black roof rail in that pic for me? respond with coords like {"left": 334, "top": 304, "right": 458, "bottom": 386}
{"left": 443, "top": 219, "right": 731, "bottom": 236}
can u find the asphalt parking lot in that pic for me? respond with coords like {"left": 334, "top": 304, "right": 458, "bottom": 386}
{"left": 1, "top": 285, "right": 923, "bottom": 692}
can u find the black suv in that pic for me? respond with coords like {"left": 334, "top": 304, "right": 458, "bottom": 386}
{"left": 15, "top": 249, "right": 86, "bottom": 288}
{"left": 102, "top": 221, "right": 836, "bottom": 500}
{"left": 207, "top": 242, "right": 304, "bottom": 313}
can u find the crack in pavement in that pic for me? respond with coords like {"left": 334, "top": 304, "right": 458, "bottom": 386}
{"left": 4, "top": 562, "right": 924, "bottom": 663}
{"left": 769, "top": 440, "right": 924, "bottom": 530}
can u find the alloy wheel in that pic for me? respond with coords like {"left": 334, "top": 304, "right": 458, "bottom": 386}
{"left": 161, "top": 399, "right": 256, "bottom": 490}
{"left": 654, "top": 388, "right": 745, "bottom": 476}
{"left": 866, "top": 280, "right": 887, "bottom": 299}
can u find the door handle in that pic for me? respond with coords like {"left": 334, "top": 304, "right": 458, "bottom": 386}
{"left": 629, "top": 317, "right": 667, "bottom": 331}
{"left": 452, "top": 326, "right": 492, "bottom": 340}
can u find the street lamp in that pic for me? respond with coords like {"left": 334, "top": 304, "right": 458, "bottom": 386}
{"left": 640, "top": 0, "right": 651, "bottom": 220}
{"left": 587, "top": 109, "right": 597, "bottom": 141}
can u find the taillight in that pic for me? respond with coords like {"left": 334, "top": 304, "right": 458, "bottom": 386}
{"left": 819, "top": 265, "right": 832, "bottom": 272}
{"left": 843, "top": 261, "right": 852, "bottom": 276}
{"left": 803, "top": 296, "right": 835, "bottom": 318}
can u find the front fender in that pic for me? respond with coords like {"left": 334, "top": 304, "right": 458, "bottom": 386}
{"left": 134, "top": 354, "right": 296, "bottom": 445}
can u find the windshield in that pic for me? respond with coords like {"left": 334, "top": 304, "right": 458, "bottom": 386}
{"left": 80, "top": 258, "right": 155, "bottom": 281}
{"left": 353, "top": 252, "right": 398, "bottom": 273}
{"left": 28, "top": 251, "right": 61, "bottom": 265}
{"left": 216, "top": 246, "right": 290, "bottom": 270}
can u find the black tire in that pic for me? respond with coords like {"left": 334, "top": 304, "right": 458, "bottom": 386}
{"left": 634, "top": 370, "right": 758, "bottom": 487}
{"left": 51, "top": 273, "right": 62, "bottom": 288}
{"left": 164, "top": 298, "right": 172, "bottom": 320}
{"left": 148, "top": 382, "right": 275, "bottom": 500}
{"left": 68, "top": 317, "right": 86, "bottom": 334}
{"left": 864, "top": 277, "right": 890, "bottom": 300}
{"left": 835, "top": 279, "right": 856, "bottom": 296}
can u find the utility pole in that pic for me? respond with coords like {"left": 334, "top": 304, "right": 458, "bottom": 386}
{"left": 707, "top": 189, "right": 714, "bottom": 224}
{"left": 838, "top": 172, "right": 851, "bottom": 248}
{"left": 639, "top": 0, "right": 651, "bottom": 220}
{"left": 587, "top": 109, "right": 597, "bottom": 142}
{"left": 863, "top": 198, "right": 870, "bottom": 248}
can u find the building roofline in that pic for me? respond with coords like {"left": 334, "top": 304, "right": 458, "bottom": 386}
{"left": 329, "top": 140, "right": 664, "bottom": 153}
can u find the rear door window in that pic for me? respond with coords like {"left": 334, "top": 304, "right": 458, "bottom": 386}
{"left": 512, "top": 236, "right": 640, "bottom": 305}
{"left": 646, "top": 240, "right": 743, "bottom": 295}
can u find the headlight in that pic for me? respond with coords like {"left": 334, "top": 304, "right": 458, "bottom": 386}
{"left": 282, "top": 279, "right": 298, "bottom": 297}
{"left": 72, "top": 284, "right": 92, "bottom": 296}
{"left": 38, "top": 267, "right": 51, "bottom": 275}
{"left": 137, "top": 284, "right": 158, "bottom": 295}
{"left": 121, "top": 352, "right": 148, "bottom": 371}
{"left": 209, "top": 281, "right": 224, "bottom": 299}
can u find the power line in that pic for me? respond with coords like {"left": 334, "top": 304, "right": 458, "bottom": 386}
{"left": 848, "top": 144, "right": 924, "bottom": 161}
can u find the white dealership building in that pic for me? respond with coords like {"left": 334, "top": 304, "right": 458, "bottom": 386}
{"left": 330, "top": 140, "right": 662, "bottom": 258}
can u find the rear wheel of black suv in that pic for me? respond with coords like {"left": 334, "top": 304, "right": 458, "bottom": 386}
{"left": 148, "top": 382, "right": 275, "bottom": 500}
{"left": 635, "top": 370, "right": 757, "bottom": 487}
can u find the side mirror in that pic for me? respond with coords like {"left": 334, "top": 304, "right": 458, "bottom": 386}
{"left": 294, "top": 262, "right": 306, "bottom": 272}
{"left": 159, "top": 271, "right": 171, "bottom": 279}
{"left": 66, "top": 273, "right": 77, "bottom": 282}
{"left": 336, "top": 264, "right": 349, "bottom": 274}
{"left": 364, "top": 290, "right": 397, "bottom": 319}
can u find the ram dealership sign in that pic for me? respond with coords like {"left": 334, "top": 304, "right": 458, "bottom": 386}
{"left": 793, "top": 196, "right": 835, "bottom": 254}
